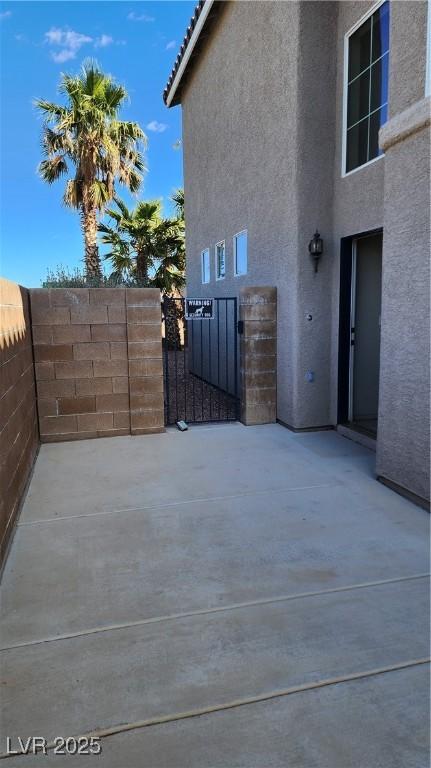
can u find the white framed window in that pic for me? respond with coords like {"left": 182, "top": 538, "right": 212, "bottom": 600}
{"left": 201, "top": 248, "right": 210, "bottom": 284}
{"left": 233, "top": 230, "right": 247, "bottom": 276}
{"left": 342, "top": 0, "right": 390, "bottom": 176}
{"left": 215, "top": 240, "right": 226, "bottom": 280}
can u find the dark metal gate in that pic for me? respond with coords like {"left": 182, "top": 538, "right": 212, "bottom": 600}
{"left": 162, "top": 297, "right": 240, "bottom": 425}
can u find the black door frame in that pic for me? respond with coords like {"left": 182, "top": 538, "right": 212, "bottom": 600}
{"left": 337, "top": 228, "right": 383, "bottom": 425}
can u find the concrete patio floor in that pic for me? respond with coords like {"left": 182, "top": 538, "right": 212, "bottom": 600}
{"left": 0, "top": 423, "right": 429, "bottom": 766}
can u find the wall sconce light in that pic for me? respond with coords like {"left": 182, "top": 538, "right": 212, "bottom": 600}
{"left": 308, "top": 231, "right": 323, "bottom": 273}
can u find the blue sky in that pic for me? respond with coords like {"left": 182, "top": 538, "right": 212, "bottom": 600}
{"left": 0, "top": 0, "right": 195, "bottom": 286}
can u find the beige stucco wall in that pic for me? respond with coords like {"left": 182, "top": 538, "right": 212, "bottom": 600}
{"left": 377, "top": 100, "right": 430, "bottom": 501}
{"left": 181, "top": 0, "right": 392, "bottom": 429}
{"left": 182, "top": 0, "right": 301, "bottom": 426}
{"left": 329, "top": 0, "right": 429, "bottom": 426}
{"left": 389, "top": 0, "right": 428, "bottom": 116}
{"left": 178, "top": 0, "right": 429, "bottom": 497}
{"left": 330, "top": 1, "right": 385, "bottom": 425}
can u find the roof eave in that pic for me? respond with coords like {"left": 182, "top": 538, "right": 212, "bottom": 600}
{"left": 164, "top": 0, "right": 215, "bottom": 107}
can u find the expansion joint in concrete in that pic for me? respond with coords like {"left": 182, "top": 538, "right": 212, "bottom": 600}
{"left": 0, "top": 658, "right": 428, "bottom": 760}
{"left": 1, "top": 572, "right": 428, "bottom": 653}
{"left": 16, "top": 483, "right": 337, "bottom": 526}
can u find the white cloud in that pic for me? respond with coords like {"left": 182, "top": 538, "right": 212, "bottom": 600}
{"left": 127, "top": 11, "right": 155, "bottom": 22}
{"left": 146, "top": 120, "right": 168, "bottom": 133}
{"left": 45, "top": 28, "right": 64, "bottom": 45}
{"left": 0, "top": 10, "right": 12, "bottom": 19}
{"left": 45, "top": 27, "right": 117, "bottom": 62}
{"left": 51, "top": 48, "right": 76, "bottom": 63}
{"left": 45, "top": 27, "right": 93, "bottom": 63}
{"left": 94, "top": 34, "right": 113, "bottom": 48}
{"left": 166, "top": 40, "right": 176, "bottom": 50}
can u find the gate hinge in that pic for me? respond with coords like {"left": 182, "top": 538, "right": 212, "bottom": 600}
{"left": 237, "top": 320, "right": 244, "bottom": 335}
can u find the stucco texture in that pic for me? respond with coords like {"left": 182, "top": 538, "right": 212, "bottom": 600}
{"left": 182, "top": 0, "right": 301, "bottom": 426}
{"left": 376, "top": 118, "right": 430, "bottom": 501}
{"left": 176, "top": 0, "right": 429, "bottom": 499}
{"left": 181, "top": 0, "right": 391, "bottom": 430}
{"left": 388, "top": 1, "right": 428, "bottom": 117}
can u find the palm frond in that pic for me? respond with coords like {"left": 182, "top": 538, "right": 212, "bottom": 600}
{"left": 99, "top": 195, "right": 186, "bottom": 294}
{"left": 103, "top": 208, "right": 125, "bottom": 226}
{"left": 88, "top": 180, "right": 111, "bottom": 209}
{"left": 118, "top": 166, "right": 142, "bottom": 193}
{"left": 38, "top": 156, "right": 68, "bottom": 183}
{"left": 34, "top": 99, "right": 68, "bottom": 123}
{"left": 98, "top": 221, "right": 117, "bottom": 237}
{"left": 63, "top": 179, "right": 81, "bottom": 208}
{"left": 103, "top": 83, "right": 127, "bottom": 110}
{"left": 171, "top": 188, "right": 184, "bottom": 219}
{"left": 135, "top": 200, "right": 162, "bottom": 221}
{"left": 110, "top": 120, "right": 146, "bottom": 143}
{"left": 132, "top": 153, "right": 146, "bottom": 173}
{"left": 112, "top": 197, "right": 131, "bottom": 219}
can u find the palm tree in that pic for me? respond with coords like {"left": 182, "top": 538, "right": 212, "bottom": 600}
{"left": 171, "top": 187, "right": 184, "bottom": 220}
{"left": 36, "top": 61, "right": 146, "bottom": 279}
{"left": 99, "top": 195, "right": 185, "bottom": 293}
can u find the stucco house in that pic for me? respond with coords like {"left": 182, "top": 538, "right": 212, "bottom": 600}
{"left": 163, "top": 0, "right": 430, "bottom": 507}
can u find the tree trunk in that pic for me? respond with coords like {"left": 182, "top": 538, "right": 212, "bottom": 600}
{"left": 136, "top": 249, "right": 148, "bottom": 286}
{"left": 81, "top": 204, "right": 102, "bottom": 281}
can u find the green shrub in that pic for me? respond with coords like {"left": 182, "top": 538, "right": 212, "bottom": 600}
{"left": 42, "top": 265, "right": 143, "bottom": 288}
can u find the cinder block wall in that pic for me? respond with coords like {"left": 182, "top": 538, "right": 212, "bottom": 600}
{"left": 30, "top": 288, "right": 164, "bottom": 442}
{"left": 0, "top": 278, "right": 39, "bottom": 564}
{"left": 239, "top": 287, "right": 277, "bottom": 425}
{"left": 127, "top": 289, "right": 165, "bottom": 435}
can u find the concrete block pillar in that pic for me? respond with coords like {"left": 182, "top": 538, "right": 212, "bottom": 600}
{"left": 239, "top": 287, "right": 277, "bottom": 425}
{"left": 126, "top": 288, "right": 165, "bottom": 435}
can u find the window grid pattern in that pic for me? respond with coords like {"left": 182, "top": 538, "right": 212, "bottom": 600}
{"left": 346, "top": 1, "right": 389, "bottom": 173}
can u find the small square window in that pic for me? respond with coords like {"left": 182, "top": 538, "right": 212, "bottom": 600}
{"left": 234, "top": 231, "right": 247, "bottom": 276}
{"left": 201, "top": 248, "right": 210, "bottom": 284}
{"left": 215, "top": 241, "right": 226, "bottom": 280}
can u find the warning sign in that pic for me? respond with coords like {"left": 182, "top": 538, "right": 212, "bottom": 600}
{"left": 185, "top": 298, "right": 214, "bottom": 320}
